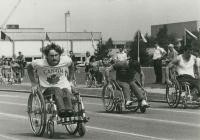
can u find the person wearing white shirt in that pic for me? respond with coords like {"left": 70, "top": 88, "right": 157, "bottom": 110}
{"left": 116, "top": 47, "right": 128, "bottom": 62}
{"left": 27, "top": 43, "right": 75, "bottom": 117}
{"left": 152, "top": 42, "right": 166, "bottom": 83}
{"left": 166, "top": 46, "right": 200, "bottom": 96}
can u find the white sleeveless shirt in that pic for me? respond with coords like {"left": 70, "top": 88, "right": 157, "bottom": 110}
{"left": 32, "top": 56, "right": 72, "bottom": 90}
{"left": 176, "top": 54, "right": 196, "bottom": 77}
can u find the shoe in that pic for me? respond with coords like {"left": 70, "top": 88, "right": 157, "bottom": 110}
{"left": 65, "top": 109, "right": 74, "bottom": 117}
{"left": 58, "top": 109, "right": 66, "bottom": 117}
{"left": 126, "top": 100, "right": 133, "bottom": 106}
{"left": 141, "top": 100, "right": 149, "bottom": 108}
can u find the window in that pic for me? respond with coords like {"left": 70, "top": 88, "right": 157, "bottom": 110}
{"left": 25, "top": 57, "right": 32, "bottom": 62}
{"left": 34, "top": 57, "right": 41, "bottom": 60}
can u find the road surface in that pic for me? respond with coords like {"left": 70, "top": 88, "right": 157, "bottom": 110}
{"left": 0, "top": 91, "right": 199, "bottom": 140}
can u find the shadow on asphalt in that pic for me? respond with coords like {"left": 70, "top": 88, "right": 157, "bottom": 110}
{"left": 10, "top": 132, "right": 81, "bottom": 139}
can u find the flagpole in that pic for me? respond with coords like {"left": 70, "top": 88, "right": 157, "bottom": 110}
{"left": 184, "top": 28, "right": 186, "bottom": 46}
{"left": 137, "top": 31, "right": 140, "bottom": 62}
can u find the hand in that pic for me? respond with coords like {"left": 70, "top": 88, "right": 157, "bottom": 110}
{"left": 70, "top": 81, "right": 78, "bottom": 93}
{"left": 166, "top": 79, "right": 172, "bottom": 86}
{"left": 31, "top": 83, "right": 39, "bottom": 92}
{"left": 141, "top": 81, "right": 144, "bottom": 87}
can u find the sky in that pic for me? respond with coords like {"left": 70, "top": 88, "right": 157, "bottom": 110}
{"left": 0, "top": 0, "right": 199, "bottom": 40}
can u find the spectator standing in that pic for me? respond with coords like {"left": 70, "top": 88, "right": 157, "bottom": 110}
{"left": 152, "top": 42, "right": 166, "bottom": 84}
{"left": 167, "top": 44, "right": 178, "bottom": 62}
{"left": 116, "top": 47, "right": 127, "bottom": 62}
{"left": 69, "top": 51, "right": 77, "bottom": 85}
{"left": 16, "top": 52, "right": 25, "bottom": 80}
{"left": 85, "top": 51, "right": 91, "bottom": 82}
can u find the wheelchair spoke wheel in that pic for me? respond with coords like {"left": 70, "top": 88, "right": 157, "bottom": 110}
{"left": 27, "top": 92, "right": 47, "bottom": 136}
{"left": 102, "top": 85, "right": 115, "bottom": 112}
{"left": 116, "top": 103, "right": 123, "bottom": 113}
{"left": 127, "top": 96, "right": 138, "bottom": 112}
{"left": 65, "top": 122, "right": 78, "bottom": 135}
{"left": 140, "top": 106, "right": 146, "bottom": 113}
{"left": 47, "top": 120, "right": 54, "bottom": 138}
{"left": 166, "top": 81, "right": 181, "bottom": 108}
{"left": 86, "top": 74, "right": 92, "bottom": 88}
{"left": 77, "top": 123, "right": 86, "bottom": 137}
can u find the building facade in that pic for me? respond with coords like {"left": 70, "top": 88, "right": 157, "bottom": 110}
{"left": 151, "top": 20, "right": 200, "bottom": 39}
{"left": 0, "top": 27, "right": 102, "bottom": 64}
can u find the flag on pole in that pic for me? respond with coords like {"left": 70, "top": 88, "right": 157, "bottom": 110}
{"left": 185, "top": 28, "right": 198, "bottom": 40}
{"left": 1, "top": 31, "right": 13, "bottom": 42}
{"left": 139, "top": 31, "right": 147, "bottom": 43}
{"left": 46, "top": 32, "right": 51, "bottom": 43}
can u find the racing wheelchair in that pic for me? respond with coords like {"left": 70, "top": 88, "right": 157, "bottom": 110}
{"left": 102, "top": 79, "right": 148, "bottom": 113}
{"left": 85, "top": 72, "right": 97, "bottom": 88}
{"left": 166, "top": 70, "right": 200, "bottom": 108}
{"left": 27, "top": 86, "right": 89, "bottom": 138}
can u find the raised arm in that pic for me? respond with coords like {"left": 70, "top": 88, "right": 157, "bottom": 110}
{"left": 68, "top": 62, "right": 74, "bottom": 82}
{"left": 27, "top": 63, "right": 38, "bottom": 87}
{"left": 165, "top": 57, "right": 179, "bottom": 85}
{"left": 105, "top": 65, "right": 114, "bottom": 83}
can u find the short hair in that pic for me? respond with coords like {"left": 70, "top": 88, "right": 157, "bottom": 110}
{"left": 42, "top": 43, "right": 64, "bottom": 56}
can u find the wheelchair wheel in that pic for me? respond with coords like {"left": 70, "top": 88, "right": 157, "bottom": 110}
{"left": 65, "top": 95, "right": 79, "bottom": 135}
{"left": 166, "top": 80, "right": 181, "bottom": 108}
{"left": 116, "top": 102, "right": 123, "bottom": 113}
{"left": 77, "top": 123, "right": 86, "bottom": 137}
{"left": 102, "top": 84, "right": 115, "bottom": 112}
{"left": 27, "top": 91, "right": 47, "bottom": 136}
{"left": 47, "top": 120, "right": 54, "bottom": 138}
{"left": 86, "top": 75, "right": 92, "bottom": 88}
{"left": 140, "top": 106, "right": 146, "bottom": 113}
{"left": 127, "top": 96, "right": 138, "bottom": 112}
{"left": 65, "top": 123, "right": 78, "bottom": 135}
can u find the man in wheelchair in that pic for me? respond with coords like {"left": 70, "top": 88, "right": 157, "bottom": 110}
{"left": 166, "top": 45, "right": 200, "bottom": 99}
{"left": 27, "top": 43, "right": 75, "bottom": 118}
{"left": 105, "top": 58, "right": 149, "bottom": 107}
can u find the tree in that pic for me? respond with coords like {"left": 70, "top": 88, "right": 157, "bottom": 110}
{"left": 156, "top": 25, "right": 176, "bottom": 50}
{"left": 95, "top": 38, "right": 113, "bottom": 60}
{"left": 128, "top": 31, "right": 151, "bottom": 66}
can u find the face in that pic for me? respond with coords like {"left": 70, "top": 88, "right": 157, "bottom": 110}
{"left": 46, "top": 49, "right": 60, "bottom": 66}
{"left": 183, "top": 49, "right": 192, "bottom": 59}
{"left": 70, "top": 51, "right": 73, "bottom": 55}
{"left": 86, "top": 52, "right": 90, "bottom": 57}
{"left": 168, "top": 47, "right": 173, "bottom": 51}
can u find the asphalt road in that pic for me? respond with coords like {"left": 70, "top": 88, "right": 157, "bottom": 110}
{"left": 0, "top": 90, "right": 200, "bottom": 140}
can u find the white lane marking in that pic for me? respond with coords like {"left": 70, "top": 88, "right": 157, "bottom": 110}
{"left": 1, "top": 100, "right": 200, "bottom": 128}
{"left": 2, "top": 93, "right": 200, "bottom": 115}
{"left": 84, "top": 102, "right": 200, "bottom": 115}
{"left": 0, "top": 94, "right": 27, "bottom": 99}
{"left": 0, "top": 112, "right": 27, "bottom": 120}
{"left": 0, "top": 111, "right": 169, "bottom": 140}
{"left": 0, "top": 101, "right": 26, "bottom": 106}
{"left": 149, "top": 107, "right": 200, "bottom": 115}
{"left": 86, "top": 111, "right": 200, "bottom": 128}
{"left": 87, "top": 126, "right": 169, "bottom": 140}
{"left": 0, "top": 134, "right": 21, "bottom": 140}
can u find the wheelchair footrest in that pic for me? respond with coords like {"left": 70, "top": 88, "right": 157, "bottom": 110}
{"left": 57, "top": 116, "right": 89, "bottom": 124}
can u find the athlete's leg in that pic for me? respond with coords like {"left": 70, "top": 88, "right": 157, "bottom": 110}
{"left": 129, "top": 80, "right": 144, "bottom": 102}
{"left": 117, "top": 80, "right": 131, "bottom": 101}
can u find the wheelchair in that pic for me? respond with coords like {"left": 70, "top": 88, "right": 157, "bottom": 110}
{"left": 27, "top": 86, "right": 89, "bottom": 138}
{"left": 166, "top": 71, "right": 200, "bottom": 108}
{"left": 102, "top": 79, "right": 148, "bottom": 113}
{"left": 85, "top": 71, "right": 97, "bottom": 88}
